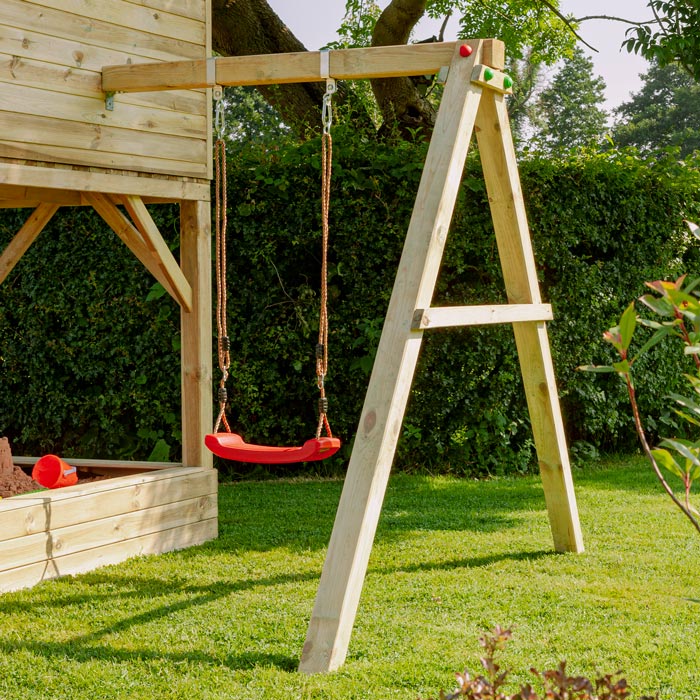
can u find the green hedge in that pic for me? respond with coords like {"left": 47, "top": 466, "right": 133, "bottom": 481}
{"left": 1, "top": 136, "right": 699, "bottom": 476}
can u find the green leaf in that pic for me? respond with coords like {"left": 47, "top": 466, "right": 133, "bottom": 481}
{"left": 147, "top": 438, "right": 171, "bottom": 462}
{"left": 612, "top": 359, "right": 631, "bottom": 375}
{"left": 577, "top": 364, "right": 616, "bottom": 374}
{"left": 619, "top": 302, "right": 637, "bottom": 350}
{"left": 658, "top": 438, "right": 700, "bottom": 469}
{"left": 634, "top": 325, "right": 675, "bottom": 359}
{"left": 639, "top": 294, "right": 675, "bottom": 317}
{"left": 146, "top": 283, "right": 167, "bottom": 302}
{"left": 668, "top": 392, "right": 700, "bottom": 417}
{"left": 651, "top": 447, "right": 686, "bottom": 479}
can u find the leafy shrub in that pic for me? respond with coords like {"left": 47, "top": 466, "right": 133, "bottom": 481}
{"left": 423, "top": 626, "right": 651, "bottom": 700}
{"left": 1, "top": 137, "right": 699, "bottom": 474}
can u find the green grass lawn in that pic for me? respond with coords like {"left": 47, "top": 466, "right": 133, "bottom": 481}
{"left": 1, "top": 455, "right": 699, "bottom": 699}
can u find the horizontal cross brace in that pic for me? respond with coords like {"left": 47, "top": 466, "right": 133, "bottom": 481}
{"left": 102, "top": 40, "right": 505, "bottom": 94}
{"left": 412, "top": 303, "right": 553, "bottom": 330}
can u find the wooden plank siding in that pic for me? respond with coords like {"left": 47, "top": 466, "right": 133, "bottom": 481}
{"left": 0, "top": 467, "right": 218, "bottom": 592}
{"left": 0, "top": 0, "right": 211, "bottom": 182}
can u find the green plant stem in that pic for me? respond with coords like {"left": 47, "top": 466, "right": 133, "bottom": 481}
{"left": 626, "top": 375, "right": 700, "bottom": 534}
{"left": 676, "top": 315, "right": 700, "bottom": 370}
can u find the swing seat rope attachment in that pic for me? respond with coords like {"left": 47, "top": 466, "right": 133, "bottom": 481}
{"left": 205, "top": 77, "right": 341, "bottom": 464}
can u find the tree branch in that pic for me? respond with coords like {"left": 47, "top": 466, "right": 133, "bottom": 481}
{"left": 535, "top": 0, "right": 599, "bottom": 52}
{"left": 576, "top": 14, "right": 656, "bottom": 26}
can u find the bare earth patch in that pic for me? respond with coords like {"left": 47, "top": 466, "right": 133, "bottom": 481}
{"left": 0, "top": 437, "right": 42, "bottom": 497}
{"left": 0, "top": 438, "right": 109, "bottom": 498}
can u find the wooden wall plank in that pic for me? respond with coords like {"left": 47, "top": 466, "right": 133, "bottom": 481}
{"left": 0, "top": 141, "right": 207, "bottom": 179}
{"left": 0, "top": 466, "right": 212, "bottom": 509}
{"left": 0, "top": 54, "right": 203, "bottom": 114}
{"left": 0, "top": 494, "right": 216, "bottom": 571}
{"left": 0, "top": 163, "right": 210, "bottom": 201}
{"left": 0, "top": 0, "right": 209, "bottom": 180}
{"left": 0, "top": 518, "right": 217, "bottom": 593}
{"left": 30, "top": 0, "right": 206, "bottom": 45}
{"left": 0, "top": 469, "right": 217, "bottom": 540}
{"left": 1, "top": 82, "right": 206, "bottom": 140}
{"left": 1, "top": 1, "right": 204, "bottom": 62}
{"left": 0, "top": 111, "right": 206, "bottom": 164}
{"left": 139, "top": 0, "right": 207, "bottom": 21}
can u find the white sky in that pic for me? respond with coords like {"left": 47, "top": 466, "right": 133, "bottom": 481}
{"left": 266, "top": 0, "right": 653, "bottom": 116}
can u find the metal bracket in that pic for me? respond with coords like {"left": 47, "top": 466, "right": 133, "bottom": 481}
{"left": 105, "top": 91, "right": 115, "bottom": 111}
{"left": 436, "top": 66, "right": 449, "bottom": 84}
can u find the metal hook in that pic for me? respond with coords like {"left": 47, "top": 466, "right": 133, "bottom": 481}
{"left": 322, "top": 78, "right": 336, "bottom": 135}
{"left": 213, "top": 86, "right": 225, "bottom": 140}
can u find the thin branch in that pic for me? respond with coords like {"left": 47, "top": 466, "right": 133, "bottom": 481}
{"left": 576, "top": 15, "right": 657, "bottom": 27}
{"left": 627, "top": 377, "right": 700, "bottom": 535}
{"left": 535, "top": 0, "right": 598, "bottom": 52}
{"left": 437, "top": 12, "right": 452, "bottom": 42}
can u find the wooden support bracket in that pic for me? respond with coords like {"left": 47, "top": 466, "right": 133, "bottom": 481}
{"left": 84, "top": 193, "right": 192, "bottom": 311}
{"left": 471, "top": 65, "right": 513, "bottom": 94}
{"left": 0, "top": 202, "right": 60, "bottom": 285}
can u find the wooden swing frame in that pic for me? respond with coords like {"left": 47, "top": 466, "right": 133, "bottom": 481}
{"left": 0, "top": 12, "right": 582, "bottom": 675}
{"left": 102, "top": 38, "right": 584, "bottom": 673}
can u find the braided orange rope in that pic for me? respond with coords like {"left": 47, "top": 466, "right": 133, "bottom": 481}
{"left": 316, "top": 130, "right": 333, "bottom": 440}
{"left": 214, "top": 136, "right": 231, "bottom": 434}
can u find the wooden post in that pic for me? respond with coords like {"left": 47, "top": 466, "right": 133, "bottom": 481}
{"left": 180, "top": 200, "right": 213, "bottom": 469}
{"left": 299, "top": 42, "right": 485, "bottom": 674}
{"left": 475, "top": 92, "right": 583, "bottom": 553}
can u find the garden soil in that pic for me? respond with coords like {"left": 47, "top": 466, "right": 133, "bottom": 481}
{"left": 0, "top": 437, "right": 108, "bottom": 498}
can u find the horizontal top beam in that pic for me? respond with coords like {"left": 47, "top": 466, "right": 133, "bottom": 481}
{"left": 102, "top": 40, "right": 505, "bottom": 94}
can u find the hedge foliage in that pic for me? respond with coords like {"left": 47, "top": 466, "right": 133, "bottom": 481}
{"left": 1, "top": 134, "right": 699, "bottom": 476}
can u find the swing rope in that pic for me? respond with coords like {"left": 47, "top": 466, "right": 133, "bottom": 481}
{"left": 213, "top": 92, "right": 231, "bottom": 434}
{"left": 208, "top": 81, "right": 339, "bottom": 454}
{"left": 316, "top": 78, "right": 336, "bottom": 440}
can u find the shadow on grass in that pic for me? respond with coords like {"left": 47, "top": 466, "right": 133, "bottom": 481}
{"left": 0, "top": 550, "right": 555, "bottom": 673}
{"left": 215, "top": 472, "right": 549, "bottom": 553}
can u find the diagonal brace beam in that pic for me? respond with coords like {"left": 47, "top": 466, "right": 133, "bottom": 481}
{"left": 122, "top": 195, "right": 193, "bottom": 312}
{"left": 85, "top": 193, "right": 192, "bottom": 311}
{"left": 0, "top": 203, "right": 59, "bottom": 285}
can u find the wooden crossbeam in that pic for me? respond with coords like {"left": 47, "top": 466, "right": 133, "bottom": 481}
{"left": 412, "top": 303, "right": 552, "bottom": 329}
{"left": 0, "top": 202, "right": 59, "bottom": 285}
{"left": 102, "top": 40, "right": 505, "bottom": 94}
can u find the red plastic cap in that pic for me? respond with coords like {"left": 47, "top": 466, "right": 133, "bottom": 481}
{"left": 459, "top": 44, "right": 473, "bottom": 57}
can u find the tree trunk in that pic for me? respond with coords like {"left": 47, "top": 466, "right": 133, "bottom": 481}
{"left": 211, "top": 0, "right": 325, "bottom": 135}
{"left": 371, "top": 0, "right": 437, "bottom": 139}
{"left": 210, "top": 0, "right": 433, "bottom": 138}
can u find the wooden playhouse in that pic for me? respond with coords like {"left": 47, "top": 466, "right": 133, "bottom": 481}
{"left": 0, "top": 0, "right": 583, "bottom": 674}
{"left": 0, "top": 0, "right": 218, "bottom": 592}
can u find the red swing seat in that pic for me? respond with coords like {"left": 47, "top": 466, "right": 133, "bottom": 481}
{"left": 205, "top": 432, "right": 341, "bottom": 464}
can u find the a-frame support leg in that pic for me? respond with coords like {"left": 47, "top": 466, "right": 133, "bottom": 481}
{"left": 475, "top": 93, "right": 583, "bottom": 553}
{"left": 299, "top": 43, "right": 484, "bottom": 675}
